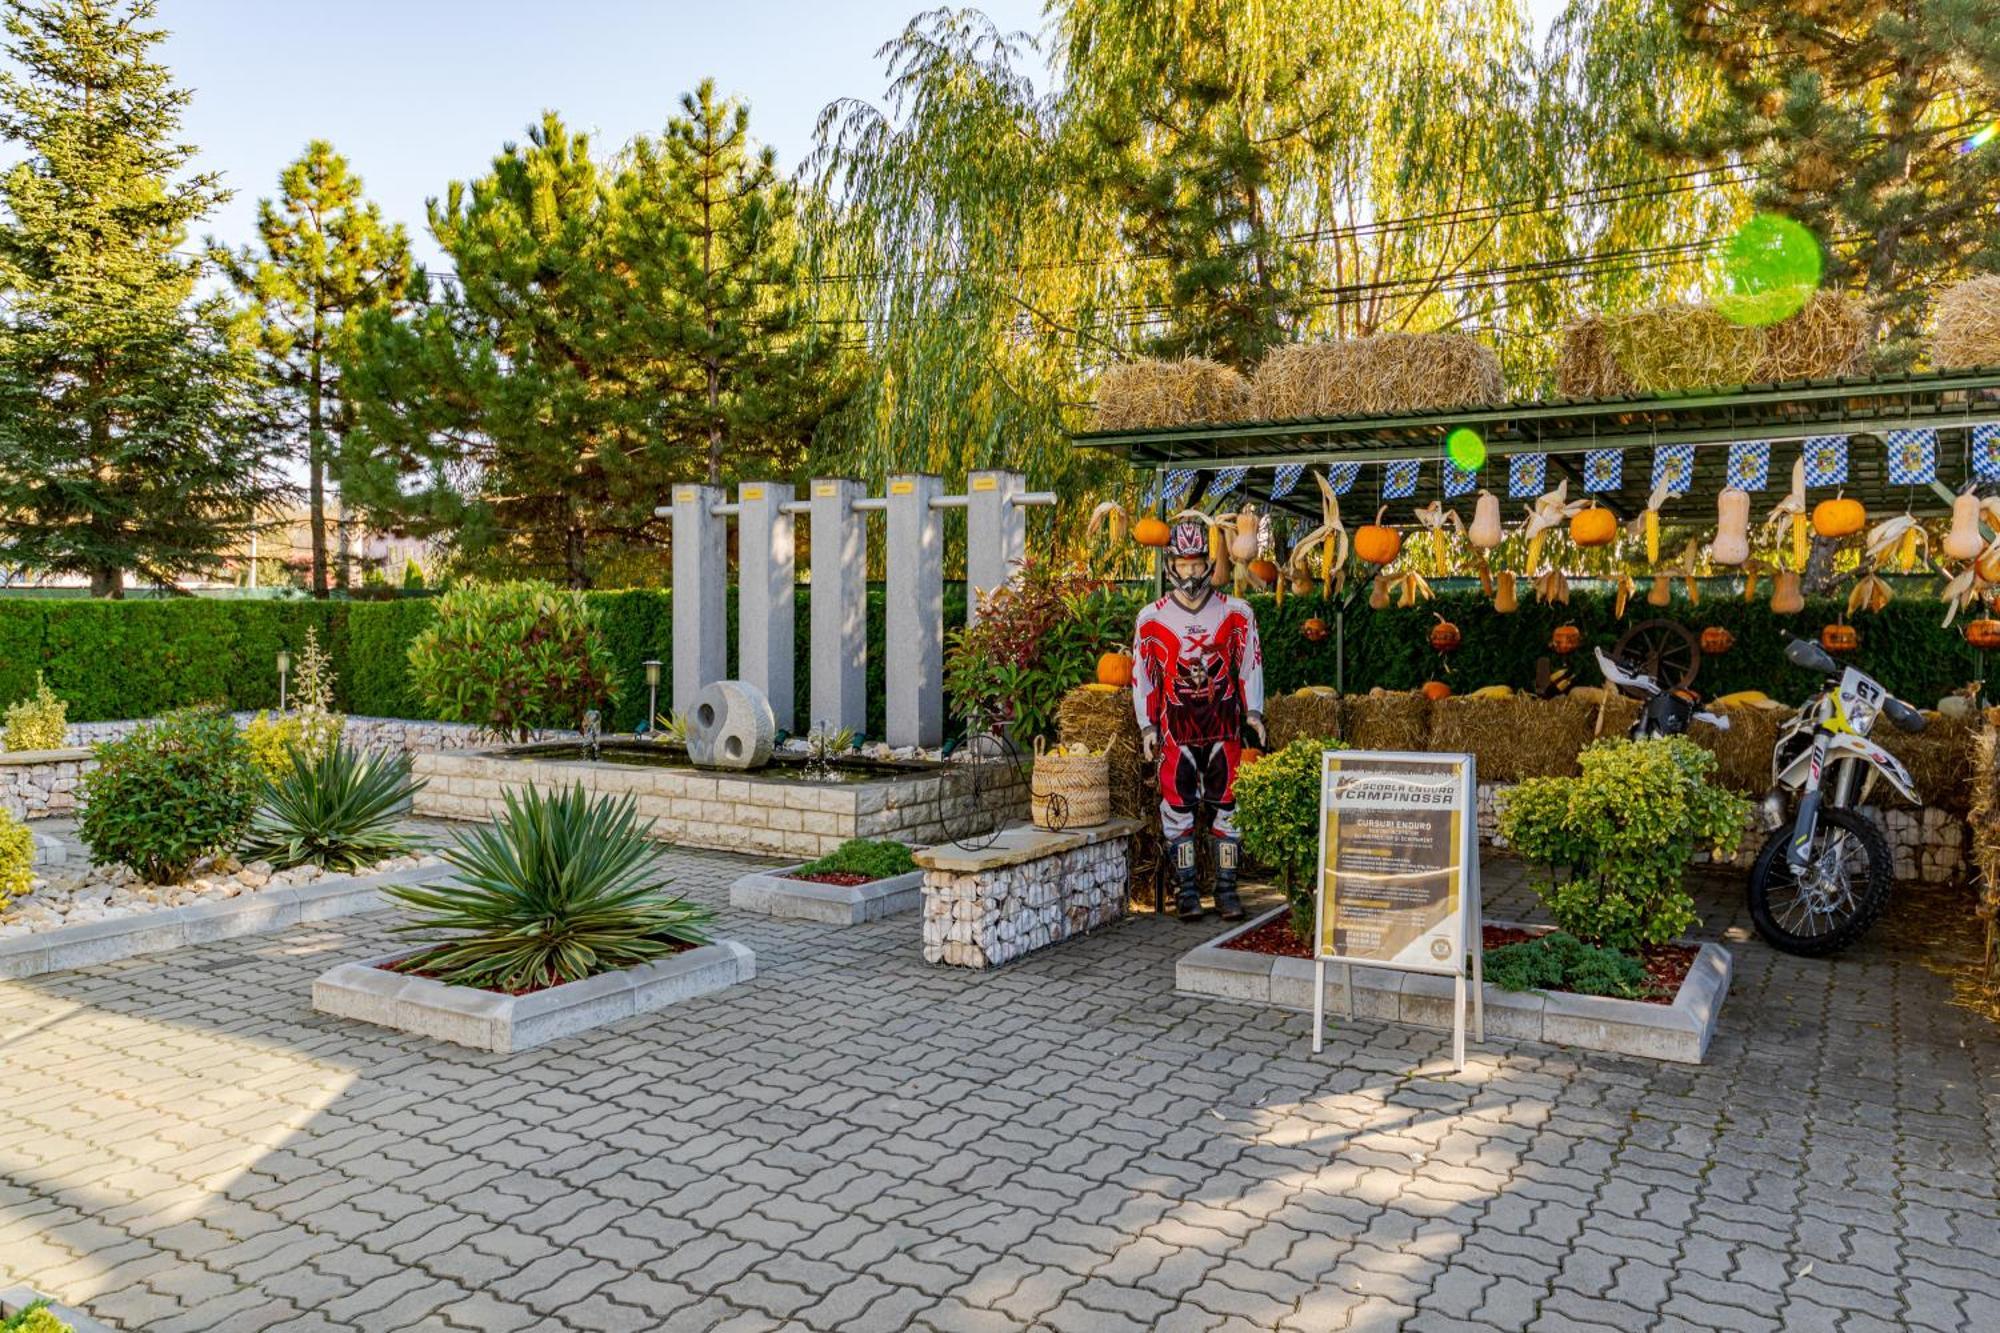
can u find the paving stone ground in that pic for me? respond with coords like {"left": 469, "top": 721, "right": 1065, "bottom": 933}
{"left": 1, "top": 832, "right": 1997, "bottom": 1332}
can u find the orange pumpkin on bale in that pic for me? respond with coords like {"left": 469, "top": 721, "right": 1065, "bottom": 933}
{"left": 1549, "top": 624, "right": 1582, "bottom": 654}
{"left": 1429, "top": 617, "right": 1462, "bottom": 653}
{"left": 1821, "top": 622, "right": 1860, "bottom": 653}
{"left": 1132, "top": 515, "right": 1171, "bottom": 547}
{"left": 1421, "top": 681, "right": 1452, "bottom": 701}
{"left": 1569, "top": 504, "right": 1618, "bottom": 548}
{"left": 1354, "top": 508, "right": 1402, "bottom": 565}
{"left": 1967, "top": 619, "right": 2000, "bottom": 651}
{"left": 1700, "top": 626, "right": 1735, "bottom": 655}
{"left": 1095, "top": 652, "right": 1134, "bottom": 687}
{"left": 1812, "top": 495, "right": 1866, "bottom": 539}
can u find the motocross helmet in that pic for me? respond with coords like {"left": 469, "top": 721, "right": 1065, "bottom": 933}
{"left": 1165, "top": 518, "right": 1214, "bottom": 600}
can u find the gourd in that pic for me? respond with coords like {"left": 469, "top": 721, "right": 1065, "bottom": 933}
{"left": 1712, "top": 489, "right": 1751, "bottom": 566}
{"left": 1967, "top": 619, "right": 2000, "bottom": 651}
{"left": 1133, "top": 516, "right": 1170, "bottom": 547}
{"left": 1469, "top": 491, "right": 1504, "bottom": 550}
{"left": 1354, "top": 508, "right": 1402, "bottom": 565}
{"left": 1369, "top": 574, "right": 1391, "bottom": 610}
{"left": 1421, "top": 681, "right": 1452, "bottom": 701}
{"left": 1429, "top": 618, "right": 1462, "bottom": 653}
{"left": 1493, "top": 570, "right": 1517, "bottom": 613}
{"left": 1247, "top": 558, "right": 1280, "bottom": 587}
{"left": 1979, "top": 546, "right": 2000, "bottom": 584}
{"left": 1096, "top": 652, "right": 1134, "bottom": 687}
{"left": 1770, "top": 570, "right": 1804, "bottom": 614}
{"left": 1945, "top": 492, "right": 1985, "bottom": 561}
{"left": 1821, "top": 622, "right": 1860, "bottom": 653}
{"left": 1570, "top": 504, "right": 1618, "bottom": 548}
{"left": 1812, "top": 494, "right": 1866, "bottom": 539}
{"left": 1229, "top": 506, "right": 1259, "bottom": 562}
{"left": 1549, "top": 625, "right": 1582, "bottom": 654}
{"left": 1647, "top": 573, "right": 1672, "bottom": 607}
{"left": 1700, "top": 626, "right": 1736, "bottom": 655}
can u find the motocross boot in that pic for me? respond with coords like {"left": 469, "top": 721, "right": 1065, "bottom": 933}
{"left": 1214, "top": 836, "right": 1246, "bottom": 921}
{"left": 1169, "top": 835, "right": 1203, "bottom": 921}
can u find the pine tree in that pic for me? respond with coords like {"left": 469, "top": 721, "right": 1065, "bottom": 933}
{"left": 0, "top": 0, "right": 284, "bottom": 595}
{"left": 622, "top": 81, "right": 834, "bottom": 485}
{"left": 1660, "top": 0, "right": 2000, "bottom": 366}
{"left": 220, "top": 141, "right": 412, "bottom": 597}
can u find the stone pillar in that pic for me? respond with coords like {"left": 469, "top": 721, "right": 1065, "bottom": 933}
{"left": 809, "top": 478, "right": 868, "bottom": 736}
{"left": 671, "top": 483, "right": 727, "bottom": 717}
{"left": 966, "top": 469, "right": 1027, "bottom": 624}
{"left": 885, "top": 473, "right": 944, "bottom": 749}
{"left": 736, "top": 481, "right": 795, "bottom": 732}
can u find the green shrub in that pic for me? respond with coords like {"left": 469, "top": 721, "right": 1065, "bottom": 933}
{"left": 0, "top": 1298, "right": 73, "bottom": 1333}
{"left": 2, "top": 671, "right": 67, "bottom": 751}
{"left": 1497, "top": 736, "right": 1749, "bottom": 951}
{"left": 240, "top": 744, "right": 422, "bottom": 872}
{"left": 242, "top": 709, "right": 345, "bottom": 781}
{"left": 0, "top": 807, "right": 34, "bottom": 913}
{"left": 78, "top": 709, "right": 260, "bottom": 883}
{"left": 945, "top": 561, "right": 1127, "bottom": 740}
{"left": 795, "top": 838, "right": 916, "bottom": 881}
{"left": 406, "top": 581, "right": 619, "bottom": 739}
{"left": 1483, "top": 931, "right": 1651, "bottom": 999}
{"left": 386, "top": 783, "right": 711, "bottom": 991}
{"left": 1234, "top": 735, "right": 1345, "bottom": 939}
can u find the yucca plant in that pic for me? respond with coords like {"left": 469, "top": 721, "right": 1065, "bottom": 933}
{"left": 241, "top": 744, "right": 423, "bottom": 873}
{"left": 385, "top": 784, "right": 711, "bottom": 992}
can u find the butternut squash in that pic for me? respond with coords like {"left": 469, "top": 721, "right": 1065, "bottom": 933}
{"left": 1945, "top": 491, "right": 1985, "bottom": 562}
{"left": 1647, "top": 573, "right": 1672, "bottom": 607}
{"left": 1369, "top": 573, "right": 1391, "bottom": 610}
{"left": 1712, "top": 489, "right": 1751, "bottom": 566}
{"left": 1770, "top": 569, "right": 1804, "bottom": 614}
{"left": 1469, "top": 491, "right": 1504, "bottom": 550}
{"left": 1493, "top": 570, "right": 1517, "bottom": 613}
{"left": 1229, "top": 506, "right": 1258, "bottom": 562}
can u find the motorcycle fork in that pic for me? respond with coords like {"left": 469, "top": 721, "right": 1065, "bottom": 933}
{"left": 1785, "top": 732, "right": 1833, "bottom": 875}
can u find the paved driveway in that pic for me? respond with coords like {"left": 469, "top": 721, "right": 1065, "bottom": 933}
{"left": 1, "top": 847, "right": 1995, "bottom": 1332}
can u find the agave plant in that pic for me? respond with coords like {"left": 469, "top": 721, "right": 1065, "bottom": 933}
{"left": 386, "top": 784, "right": 711, "bottom": 992}
{"left": 241, "top": 743, "right": 423, "bottom": 873}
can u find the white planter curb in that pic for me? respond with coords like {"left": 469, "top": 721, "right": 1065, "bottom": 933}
{"left": 728, "top": 864, "right": 925, "bottom": 924}
{"left": 2, "top": 1284, "right": 121, "bottom": 1333}
{"left": 0, "top": 862, "right": 456, "bottom": 980}
{"left": 1177, "top": 906, "right": 1732, "bottom": 1064}
{"left": 312, "top": 939, "right": 756, "bottom": 1053}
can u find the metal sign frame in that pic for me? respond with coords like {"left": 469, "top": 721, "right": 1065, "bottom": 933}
{"left": 1311, "top": 749, "right": 1484, "bottom": 1070}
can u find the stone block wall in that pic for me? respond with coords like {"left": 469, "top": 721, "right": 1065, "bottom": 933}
{"left": 0, "top": 750, "right": 90, "bottom": 820}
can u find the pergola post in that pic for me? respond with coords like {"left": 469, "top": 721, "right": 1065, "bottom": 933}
{"left": 670, "top": 483, "right": 727, "bottom": 717}
{"left": 965, "top": 469, "right": 1026, "bottom": 624}
{"left": 885, "top": 473, "right": 944, "bottom": 749}
{"left": 737, "top": 481, "right": 795, "bottom": 732}
{"left": 809, "top": 478, "right": 868, "bottom": 737}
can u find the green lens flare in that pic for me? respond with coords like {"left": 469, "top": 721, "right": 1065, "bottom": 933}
{"left": 1718, "top": 213, "right": 1822, "bottom": 326}
{"left": 1447, "top": 427, "right": 1486, "bottom": 471}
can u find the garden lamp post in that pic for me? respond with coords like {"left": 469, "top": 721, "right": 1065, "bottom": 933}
{"left": 276, "top": 648, "right": 292, "bottom": 711}
{"left": 643, "top": 660, "right": 662, "bottom": 735}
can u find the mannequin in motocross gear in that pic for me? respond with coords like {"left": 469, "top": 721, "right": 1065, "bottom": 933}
{"left": 1133, "top": 518, "right": 1266, "bottom": 922}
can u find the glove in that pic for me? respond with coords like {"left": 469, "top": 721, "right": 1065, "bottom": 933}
{"left": 1140, "top": 726, "right": 1160, "bottom": 763}
{"left": 1246, "top": 712, "right": 1267, "bottom": 749}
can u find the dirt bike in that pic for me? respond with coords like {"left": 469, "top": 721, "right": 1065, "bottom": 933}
{"left": 1746, "top": 638, "right": 1926, "bottom": 956}
{"left": 1594, "top": 647, "right": 1731, "bottom": 740}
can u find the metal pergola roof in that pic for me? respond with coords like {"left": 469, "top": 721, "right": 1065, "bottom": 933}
{"left": 1070, "top": 367, "right": 2000, "bottom": 524}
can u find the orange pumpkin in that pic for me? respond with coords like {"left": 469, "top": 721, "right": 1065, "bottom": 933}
{"left": 1095, "top": 651, "right": 1134, "bottom": 687}
{"left": 1570, "top": 504, "right": 1619, "bottom": 548}
{"left": 1421, "top": 680, "right": 1452, "bottom": 701}
{"left": 1549, "top": 624, "right": 1582, "bottom": 655}
{"left": 1247, "top": 558, "right": 1280, "bottom": 587}
{"left": 1821, "top": 622, "right": 1860, "bottom": 653}
{"left": 1700, "top": 626, "right": 1735, "bottom": 655}
{"left": 1429, "top": 617, "right": 1462, "bottom": 653}
{"left": 1812, "top": 496, "right": 1866, "bottom": 539}
{"left": 1967, "top": 619, "right": 2000, "bottom": 651}
{"left": 1354, "top": 508, "right": 1403, "bottom": 565}
{"left": 1132, "top": 515, "right": 1171, "bottom": 547}
{"left": 1301, "top": 617, "right": 1329, "bottom": 643}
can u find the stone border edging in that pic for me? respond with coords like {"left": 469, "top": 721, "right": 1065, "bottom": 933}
{"left": 1176, "top": 906, "right": 1732, "bottom": 1064}
{"left": 1, "top": 1284, "right": 120, "bottom": 1333}
{"left": 0, "top": 862, "right": 457, "bottom": 981}
{"left": 311, "top": 940, "right": 756, "bottom": 1052}
{"left": 728, "top": 864, "right": 925, "bottom": 924}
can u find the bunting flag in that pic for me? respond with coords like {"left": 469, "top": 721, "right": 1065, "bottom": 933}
{"left": 1651, "top": 443, "right": 1695, "bottom": 495}
{"left": 1270, "top": 463, "right": 1305, "bottom": 500}
{"left": 1583, "top": 448, "right": 1623, "bottom": 493}
{"left": 1725, "top": 440, "right": 1771, "bottom": 491}
{"left": 1326, "top": 462, "right": 1361, "bottom": 495}
{"left": 1209, "top": 466, "right": 1248, "bottom": 499}
{"left": 1885, "top": 428, "right": 1938, "bottom": 485}
{"left": 1159, "top": 468, "right": 1197, "bottom": 510}
{"left": 1383, "top": 458, "right": 1421, "bottom": 499}
{"left": 1508, "top": 452, "right": 1547, "bottom": 498}
{"left": 1803, "top": 435, "right": 1849, "bottom": 487}
{"left": 1443, "top": 459, "right": 1476, "bottom": 497}
{"left": 1975, "top": 424, "right": 2000, "bottom": 484}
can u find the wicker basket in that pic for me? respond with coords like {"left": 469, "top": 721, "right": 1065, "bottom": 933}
{"left": 1031, "top": 738, "right": 1110, "bottom": 831}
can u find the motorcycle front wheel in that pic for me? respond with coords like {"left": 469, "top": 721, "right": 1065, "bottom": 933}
{"left": 1746, "top": 807, "right": 1893, "bottom": 957}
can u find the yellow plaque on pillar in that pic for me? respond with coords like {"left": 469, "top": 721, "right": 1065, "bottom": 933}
{"left": 741, "top": 486, "right": 764, "bottom": 500}
{"left": 674, "top": 489, "right": 696, "bottom": 502}
{"left": 889, "top": 480, "right": 915, "bottom": 495}
{"left": 814, "top": 483, "right": 837, "bottom": 497}
{"left": 971, "top": 477, "right": 999, "bottom": 492}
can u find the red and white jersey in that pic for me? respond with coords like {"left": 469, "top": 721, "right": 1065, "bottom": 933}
{"left": 1132, "top": 591, "right": 1264, "bottom": 743}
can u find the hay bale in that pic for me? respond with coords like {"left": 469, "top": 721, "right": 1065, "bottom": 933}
{"left": 1092, "top": 357, "right": 1250, "bottom": 431}
{"left": 1268, "top": 689, "right": 1342, "bottom": 750}
{"left": 1555, "top": 316, "right": 1631, "bottom": 399}
{"left": 1600, "top": 303, "right": 1766, "bottom": 395}
{"left": 1931, "top": 276, "right": 2000, "bottom": 370}
{"left": 1427, "top": 696, "right": 1596, "bottom": 783}
{"left": 1689, "top": 705, "right": 1783, "bottom": 795}
{"left": 1056, "top": 684, "right": 1147, "bottom": 820}
{"left": 1878, "top": 717, "right": 1974, "bottom": 814}
{"left": 1342, "top": 691, "right": 1433, "bottom": 752}
{"left": 1755, "top": 290, "right": 1871, "bottom": 382}
{"left": 1247, "top": 333, "right": 1503, "bottom": 420}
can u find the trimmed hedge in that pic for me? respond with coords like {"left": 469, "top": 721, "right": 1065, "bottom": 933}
{"left": 0, "top": 579, "right": 1978, "bottom": 730}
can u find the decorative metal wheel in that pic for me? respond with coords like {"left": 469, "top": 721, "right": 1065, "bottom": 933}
{"left": 1611, "top": 618, "right": 1703, "bottom": 692}
{"left": 955, "top": 719, "right": 1021, "bottom": 851}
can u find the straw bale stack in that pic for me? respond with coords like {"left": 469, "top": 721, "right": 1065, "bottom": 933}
{"left": 1427, "top": 695, "right": 1598, "bottom": 782}
{"left": 1561, "top": 292, "right": 1871, "bottom": 399}
{"left": 1092, "top": 357, "right": 1250, "bottom": 431}
{"left": 1930, "top": 276, "right": 2000, "bottom": 370}
{"left": 1754, "top": 290, "right": 1871, "bottom": 381}
{"left": 1599, "top": 303, "right": 1765, "bottom": 395}
{"left": 1055, "top": 685, "right": 1147, "bottom": 820}
{"left": 1342, "top": 690, "right": 1434, "bottom": 752}
{"left": 1877, "top": 716, "right": 1974, "bottom": 815}
{"left": 1267, "top": 688, "right": 1342, "bottom": 750}
{"left": 1689, "top": 706, "right": 1783, "bottom": 795}
{"left": 1248, "top": 333, "right": 1503, "bottom": 420}
{"left": 1556, "top": 317, "right": 1630, "bottom": 399}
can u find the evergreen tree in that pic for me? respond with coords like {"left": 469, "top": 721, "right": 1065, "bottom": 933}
{"left": 621, "top": 81, "right": 834, "bottom": 484}
{"left": 220, "top": 141, "right": 412, "bottom": 597}
{"left": 0, "top": 0, "right": 283, "bottom": 595}
{"left": 1660, "top": 0, "right": 2000, "bottom": 366}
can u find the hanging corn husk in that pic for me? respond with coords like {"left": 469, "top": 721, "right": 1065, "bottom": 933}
{"left": 1522, "top": 481, "right": 1585, "bottom": 573}
{"left": 1286, "top": 472, "right": 1351, "bottom": 597}
{"left": 1764, "top": 458, "right": 1809, "bottom": 572}
{"left": 1741, "top": 559, "right": 1770, "bottom": 603}
{"left": 1534, "top": 568, "right": 1571, "bottom": 605}
{"left": 1087, "top": 500, "right": 1129, "bottom": 549}
{"left": 1473, "top": 551, "right": 1495, "bottom": 596}
{"left": 1848, "top": 566, "right": 1893, "bottom": 615}
{"left": 1393, "top": 570, "right": 1434, "bottom": 608}
{"left": 1634, "top": 475, "right": 1675, "bottom": 566}
{"left": 1676, "top": 539, "right": 1702, "bottom": 605}
{"left": 1864, "top": 512, "right": 1927, "bottom": 574}
{"left": 1411, "top": 501, "right": 1463, "bottom": 572}
{"left": 1613, "top": 572, "right": 1636, "bottom": 618}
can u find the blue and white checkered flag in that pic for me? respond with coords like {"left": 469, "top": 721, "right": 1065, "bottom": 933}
{"left": 1383, "top": 459, "right": 1421, "bottom": 499}
{"left": 1803, "top": 435, "right": 1848, "bottom": 487}
{"left": 1326, "top": 463, "right": 1360, "bottom": 495}
{"left": 1976, "top": 425, "right": 2000, "bottom": 484}
{"left": 1443, "top": 460, "right": 1476, "bottom": 497}
{"left": 1885, "top": 429, "right": 1937, "bottom": 485}
{"left": 1208, "top": 466, "right": 1248, "bottom": 499}
{"left": 1651, "top": 443, "right": 1695, "bottom": 495}
{"left": 1159, "top": 468, "right": 1197, "bottom": 510}
{"left": 1508, "top": 452, "right": 1547, "bottom": 498}
{"left": 1583, "top": 448, "right": 1623, "bottom": 493}
{"left": 1726, "top": 440, "right": 1771, "bottom": 491}
{"left": 1270, "top": 463, "right": 1304, "bottom": 500}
